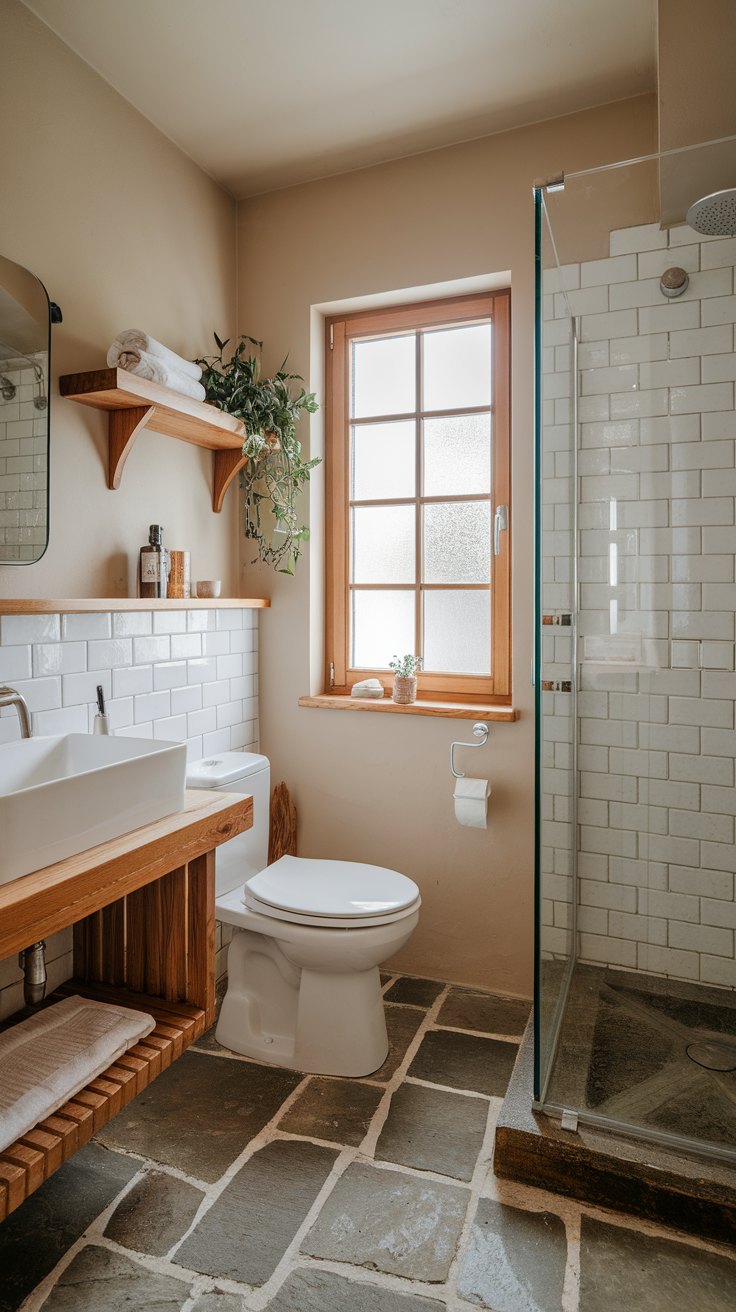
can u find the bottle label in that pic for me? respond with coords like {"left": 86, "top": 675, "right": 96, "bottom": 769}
{"left": 141, "top": 553, "right": 160, "bottom": 582}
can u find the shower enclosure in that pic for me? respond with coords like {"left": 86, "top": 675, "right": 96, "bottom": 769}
{"left": 535, "top": 135, "right": 736, "bottom": 1163}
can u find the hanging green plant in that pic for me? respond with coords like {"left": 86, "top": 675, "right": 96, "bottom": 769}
{"left": 195, "top": 334, "right": 319, "bottom": 574}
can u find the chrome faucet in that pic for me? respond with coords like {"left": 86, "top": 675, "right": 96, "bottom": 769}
{"left": 0, "top": 686, "right": 32, "bottom": 738}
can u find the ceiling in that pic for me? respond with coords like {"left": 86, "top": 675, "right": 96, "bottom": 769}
{"left": 23, "top": 0, "right": 657, "bottom": 199}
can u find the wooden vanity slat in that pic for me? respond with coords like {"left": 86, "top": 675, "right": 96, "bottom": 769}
{"left": 161, "top": 866, "right": 187, "bottom": 1002}
{"left": 0, "top": 1143, "right": 45, "bottom": 1197}
{"left": 87, "top": 1078, "right": 122, "bottom": 1119}
{"left": 71, "top": 1089, "right": 109, "bottom": 1133}
{"left": 0, "top": 1162, "right": 25, "bottom": 1213}
{"left": 55, "top": 1101, "right": 95, "bottom": 1146}
{"left": 187, "top": 850, "right": 216, "bottom": 1026}
{"left": 113, "top": 1052, "right": 150, "bottom": 1095}
{"left": 153, "top": 1023, "right": 184, "bottom": 1060}
{"left": 128, "top": 1042, "right": 162, "bottom": 1079}
{"left": 38, "top": 1116, "right": 79, "bottom": 1163}
{"left": 19, "top": 1128, "right": 63, "bottom": 1178}
{"left": 0, "top": 790, "right": 252, "bottom": 962}
{"left": 0, "top": 1180, "right": 8, "bottom": 1223}
{"left": 105, "top": 1065, "right": 139, "bottom": 1106}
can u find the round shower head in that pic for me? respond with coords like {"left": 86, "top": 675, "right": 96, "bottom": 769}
{"left": 686, "top": 188, "right": 736, "bottom": 236}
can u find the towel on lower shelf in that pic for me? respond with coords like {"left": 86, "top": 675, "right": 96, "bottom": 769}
{"left": 108, "top": 328, "right": 202, "bottom": 381}
{"left": 107, "top": 345, "right": 206, "bottom": 402}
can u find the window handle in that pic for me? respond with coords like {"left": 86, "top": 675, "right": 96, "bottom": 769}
{"left": 494, "top": 505, "right": 508, "bottom": 555}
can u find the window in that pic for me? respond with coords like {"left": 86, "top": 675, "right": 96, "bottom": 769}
{"left": 324, "top": 291, "right": 511, "bottom": 706}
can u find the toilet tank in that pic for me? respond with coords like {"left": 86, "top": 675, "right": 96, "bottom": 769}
{"left": 186, "top": 753, "right": 270, "bottom": 896}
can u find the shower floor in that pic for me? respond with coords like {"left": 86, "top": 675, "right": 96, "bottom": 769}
{"left": 546, "top": 965, "right": 736, "bottom": 1154}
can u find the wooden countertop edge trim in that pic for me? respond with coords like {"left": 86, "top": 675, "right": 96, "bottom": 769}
{"left": 0, "top": 598, "right": 270, "bottom": 613}
{"left": 298, "top": 694, "right": 518, "bottom": 721}
{"left": 0, "top": 791, "right": 252, "bottom": 960}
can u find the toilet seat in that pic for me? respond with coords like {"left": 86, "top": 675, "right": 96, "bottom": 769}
{"left": 241, "top": 854, "right": 421, "bottom": 929}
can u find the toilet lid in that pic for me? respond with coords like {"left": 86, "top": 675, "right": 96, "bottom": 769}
{"left": 246, "top": 855, "right": 419, "bottom": 919}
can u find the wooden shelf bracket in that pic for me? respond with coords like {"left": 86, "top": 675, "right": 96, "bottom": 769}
{"left": 109, "top": 405, "right": 155, "bottom": 490}
{"left": 60, "top": 368, "right": 246, "bottom": 514}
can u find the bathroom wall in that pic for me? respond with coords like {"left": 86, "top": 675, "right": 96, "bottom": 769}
{"left": 0, "top": 604, "right": 259, "bottom": 1019}
{"left": 0, "top": 0, "right": 240, "bottom": 597}
{"left": 236, "top": 94, "right": 657, "bottom": 998}
{"left": 542, "top": 219, "right": 736, "bottom": 990}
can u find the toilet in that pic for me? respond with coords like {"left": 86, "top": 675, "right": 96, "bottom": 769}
{"left": 186, "top": 753, "right": 420, "bottom": 1077}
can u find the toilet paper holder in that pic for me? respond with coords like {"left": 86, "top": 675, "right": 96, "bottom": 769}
{"left": 450, "top": 722, "right": 489, "bottom": 778}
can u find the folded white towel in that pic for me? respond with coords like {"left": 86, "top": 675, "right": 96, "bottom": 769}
{"left": 108, "top": 329, "right": 202, "bottom": 381}
{"left": 108, "top": 346, "right": 206, "bottom": 402}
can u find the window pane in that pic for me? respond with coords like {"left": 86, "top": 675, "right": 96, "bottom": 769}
{"left": 352, "top": 590, "right": 415, "bottom": 668}
{"left": 352, "top": 420, "right": 415, "bottom": 501}
{"left": 353, "top": 505, "right": 415, "bottom": 583}
{"left": 352, "top": 335, "right": 416, "bottom": 418}
{"left": 423, "top": 414, "right": 491, "bottom": 497}
{"left": 424, "top": 591, "right": 490, "bottom": 674}
{"left": 423, "top": 323, "right": 491, "bottom": 412}
{"left": 423, "top": 501, "right": 491, "bottom": 583}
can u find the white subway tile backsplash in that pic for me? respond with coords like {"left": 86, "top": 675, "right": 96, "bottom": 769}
{"left": 188, "top": 706, "right": 217, "bottom": 736}
{"left": 2, "top": 615, "right": 59, "bottom": 646}
{"left": 87, "top": 638, "right": 133, "bottom": 670}
{"left": 0, "top": 644, "right": 32, "bottom": 681}
{"left": 187, "top": 656, "right": 217, "bottom": 684}
{"left": 113, "top": 664, "right": 153, "bottom": 697}
{"left": 610, "top": 223, "right": 666, "bottom": 256}
{"left": 171, "top": 633, "right": 202, "bottom": 660}
{"left": 153, "top": 610, "right": 187, "bottom": 634}
{"left": 702, "top": 295, "right": 736, "bottom": 326}
{"left": 62, "top": 668, "right": 112, "bottom": 708}
{"left": 171, "top": 684, "right": 202, "bottom": 715}
{"left": 134, "top": 690, "right": 171, "bottom": 723}
{"left": 153, "top": 661, "right": 188, "bottom": 690}
{"left": 33, "top": 641, "right": 86, "bottom": 676}
{"left": 62, "top": 612, "right": 111, "bottom": 641}
{"left": 133, "top": 635, "right": 170, "bottom": 664}
{"left": 113, "top": 612, "right": 153, "bottom": 637}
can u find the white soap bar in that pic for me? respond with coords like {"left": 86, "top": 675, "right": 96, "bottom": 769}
{"left": 351, "top": 678, "right": 384, "bottom": 698}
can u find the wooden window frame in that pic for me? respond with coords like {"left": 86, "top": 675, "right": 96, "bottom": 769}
{"left": 324, "top": 290, "right": 511, "bottom": 707}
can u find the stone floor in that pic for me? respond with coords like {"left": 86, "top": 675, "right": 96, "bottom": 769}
{"left": 1, "top": 974, "right": 735, "bottom": 1312}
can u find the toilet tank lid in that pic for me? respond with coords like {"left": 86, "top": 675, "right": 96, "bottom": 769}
{"left": 246, "top": 855, "right": 420, "bottom": 918}
{"left": 186, "top": 752, "right": 269, "bottom": 788}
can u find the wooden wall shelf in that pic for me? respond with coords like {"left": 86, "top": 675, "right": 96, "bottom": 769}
{"left": 0, "top": 598, "right": 270, "bottom": 614}
{"left": 0, "top": 789, "right": 252, "bottom": 1222}
{"left": 59, "top": 368, "right": 247, "bottom": 513}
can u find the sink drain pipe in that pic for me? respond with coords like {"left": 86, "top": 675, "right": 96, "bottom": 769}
{"left": 19, "top": 941, "right": 47, "bottom": 1006}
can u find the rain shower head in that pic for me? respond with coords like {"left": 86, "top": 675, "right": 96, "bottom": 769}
{"left": 686, "top": 188, "right": 736, "bottom": 236}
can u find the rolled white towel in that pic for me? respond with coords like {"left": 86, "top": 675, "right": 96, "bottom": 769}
{"left": 109, "top": 347, "right": 206, "bottom": 402}
{"left": 107, "top": 329, "right": 202, "bottom": 381}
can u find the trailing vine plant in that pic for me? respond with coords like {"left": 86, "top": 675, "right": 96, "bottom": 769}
{"left": 196, "top": 334, "right": 319, "bottom": 574}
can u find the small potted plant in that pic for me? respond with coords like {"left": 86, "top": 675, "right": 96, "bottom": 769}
{"left": 196, "top": 334, "right": 319, "bottom": 575}
{"left": 389, "top": 654, "right": 423, "bottom": 704}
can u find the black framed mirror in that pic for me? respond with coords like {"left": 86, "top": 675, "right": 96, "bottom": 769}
{"left": 0, "top": 254, "right": 52, "bottom": 564}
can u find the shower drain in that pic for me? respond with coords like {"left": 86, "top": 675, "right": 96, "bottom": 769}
{"left": 686, "top": 1041, "right": 736, "bottom": 1072}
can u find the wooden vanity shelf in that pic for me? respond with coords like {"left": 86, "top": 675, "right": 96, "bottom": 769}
{"left": 59, "top": 368, "right": 247, "bottom": 513}
{"left": 0, "top": 788, "right": 252, "bottom": 1223}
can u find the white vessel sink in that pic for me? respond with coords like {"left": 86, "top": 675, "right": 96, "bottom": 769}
{"left": 0, "top": 733, "right": 187, "bottom": 885}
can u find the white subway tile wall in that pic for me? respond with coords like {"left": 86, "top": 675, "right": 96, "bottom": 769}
{"left": 541, "top": 222, "right": 736, "bottom": 989}
{"left": 0, "top": 606, "right": 259, "bottom": 1017}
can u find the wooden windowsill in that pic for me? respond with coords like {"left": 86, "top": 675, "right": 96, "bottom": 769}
{"left": 298, "top": 694, "right": 518, "bottom": 721}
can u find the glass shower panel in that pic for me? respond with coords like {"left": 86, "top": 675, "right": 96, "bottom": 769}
{"left": 535, "top": 192, "right": 577, "bottom": 1101}
{"left": 536, "top": 137, "right": 736, "bottom": 1160}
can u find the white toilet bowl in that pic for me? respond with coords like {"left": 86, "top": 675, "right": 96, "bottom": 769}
{"left": 187, "top": 754, "right": 421, "bottom": 1077}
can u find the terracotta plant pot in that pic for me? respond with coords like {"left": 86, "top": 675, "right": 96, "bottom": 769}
{"left": 392, "top": 674, "right": 417, "bottom": 704}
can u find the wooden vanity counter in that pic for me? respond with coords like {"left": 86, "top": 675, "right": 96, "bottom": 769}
{"left": 0, "top": 789, "right": 252, "bottom": 1222}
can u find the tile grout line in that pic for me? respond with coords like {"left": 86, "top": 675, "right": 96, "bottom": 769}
{"left": 17, "top": 1166, "right": 150, "bottom": 1312}
{"left": 441, "top": 1094, "right": 506, "bottom": 1310}
{"left": 562, "top": 1210, "right": 582, "bottom": 1312}
{"left": 161, "top": 1071, "right": 315, "bottom": 1264}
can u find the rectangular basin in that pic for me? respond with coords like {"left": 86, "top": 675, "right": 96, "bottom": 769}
{"left": 0, "top": 733, "right": 187, "bottom": 885}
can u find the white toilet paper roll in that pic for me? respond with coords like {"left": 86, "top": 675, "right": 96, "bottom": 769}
{"left": 453, "top": 777, "right": 491, "bottom": 828}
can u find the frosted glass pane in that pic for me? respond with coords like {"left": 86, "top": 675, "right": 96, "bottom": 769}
{"left": 423, "top": 323, "right": 491, "bottom": 412}
{"left": 423, "top": 501, "right": 491, "bottom": 583}
{"left": 352, "top": 420, "right": 415, "bottom": 501}
{"left": 424, "top": 591, "right": 490, "bottom": 674}
{"left": 352, "top": 590, "right": 415, "bottom": 668}
{"left": 353, "top": 335, "right": 416, "bottom": 418}
{"left": 353, "top": 505, "right": 415, "bottom": 583}
{"left": 424, "top": 414, "right": 491, "bottom": 497}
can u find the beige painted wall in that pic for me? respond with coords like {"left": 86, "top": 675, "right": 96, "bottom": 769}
{"left": 658, "top": 0, "right": 736, "bottom": 152}
{"left": 237, "top": 94, "right": 657, "bottom": 998}
{"left": 0, "top": 0, "right": 238, "bottom": 599}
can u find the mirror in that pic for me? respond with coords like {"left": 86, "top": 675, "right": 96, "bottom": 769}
{"left": 0, "top": 253, "right": 51, "bottom": 564}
